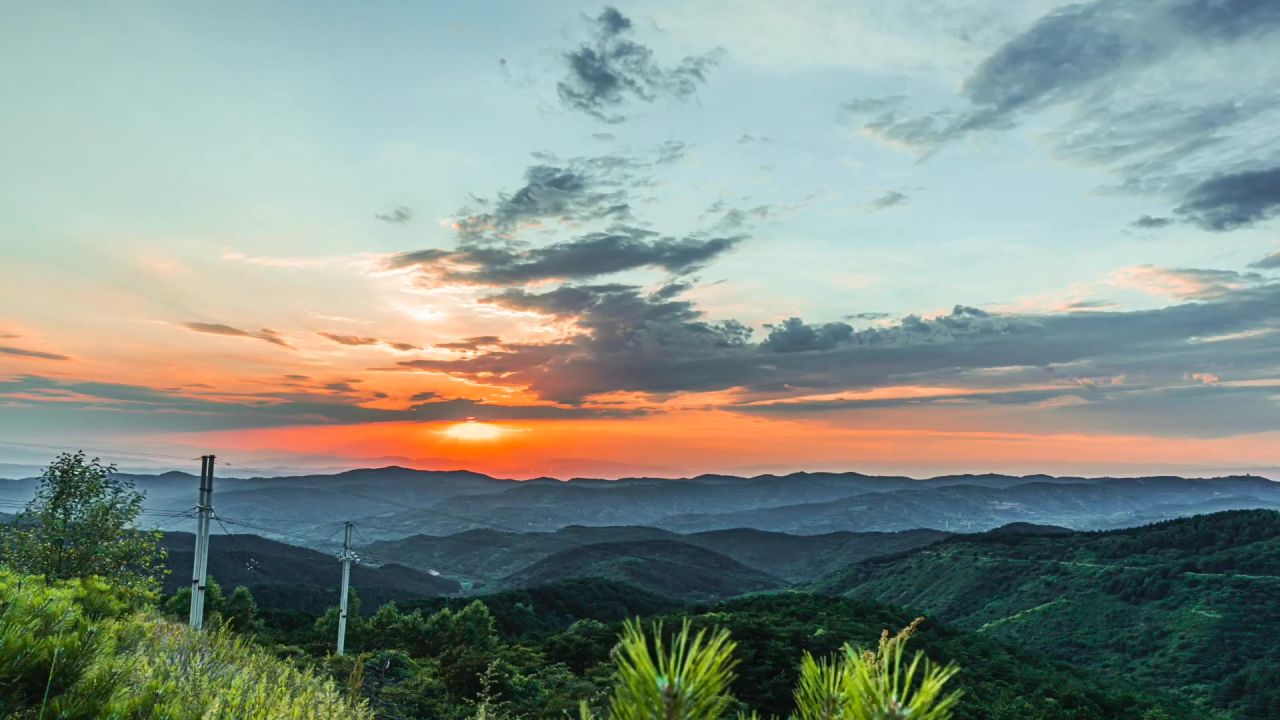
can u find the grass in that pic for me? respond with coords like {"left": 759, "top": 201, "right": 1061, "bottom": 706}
{"left": 0, "top": 569, "right": 370, "bottom": 719}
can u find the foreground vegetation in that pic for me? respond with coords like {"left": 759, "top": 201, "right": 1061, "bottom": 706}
{"left": 0, "top": 570, "right": 370, "bottom": 719}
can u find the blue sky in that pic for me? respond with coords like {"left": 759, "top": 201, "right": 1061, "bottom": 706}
{"left": 1, "top": 1, "right": 1278, "bottom": 477}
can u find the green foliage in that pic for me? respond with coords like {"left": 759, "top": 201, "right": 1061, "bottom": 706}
{"left": 581, "top": 618, "right": 958, "bottom": 720}
{"left": 792, "top": 619, "right": 959, "bottom": 720}
{"left": 0, "top": 568, "right": 370, "bottom": 719}
{"left": 592, "top": 619, "right": 739, "bottom": 720}
{"left": 0, "top": 451, "right": 165, "bottom": 593}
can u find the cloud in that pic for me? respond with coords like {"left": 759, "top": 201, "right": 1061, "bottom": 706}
{"left": 761, "top": 318, "right": 854, "bottom": 352}
{"left": 1132, "top": 215, "right": 1174, "bottom": 229}
{"left": 1249, "top": 251, "right": 1280, "bottom": 270}
{"left": 392, "top": 274, "right": 1280, "bottom": 439}
{"left": 0, "top": 345, "right": 70, "bottom": 361}
{"left": 843, "top": 0, "right": 1280, "bottom": 226}
{"left": 434, "top": 336, "right": 503, "bottom": 351}
{"left": 375, "top": 206, "right": 413, "bottom": 224}
{"left": 183, "top": 322, "right": 291, "bottom": 348}
{"left": 319, "top": 332, "right": 379, "bottom": 346}
{"left": 869, "top": 191, "right": 908, "bottom": 211}
{"left": 451, "top": 162, "right": 634, "bottom": 242}
{"left": 556, "top": 7, "right": 719, "bottom": 123}
{"left": 390, "top": 226, "right": 742, "bottom": 286}
{"left": 1063, "top": 299, "right": 1115, "bottom": 311}
{"left": 0, "top": 375, "right": 635, "bottom": 433}
{"left": 1115, "top": 265, "right": 1265, "bottom": 300}
{"left": 1175, "top": 166, "right": 1280, "bottom": 230}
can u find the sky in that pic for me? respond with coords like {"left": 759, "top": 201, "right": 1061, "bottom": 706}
{"left": 1, "top": 0, "right": 1279, "bottom": 479}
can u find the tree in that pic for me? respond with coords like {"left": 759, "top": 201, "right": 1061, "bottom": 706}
{"left": 224, "top": 585, "right": 262, "bottom": 633}
{"left": 1, "top": 451, "right": 166, "bottom": 593}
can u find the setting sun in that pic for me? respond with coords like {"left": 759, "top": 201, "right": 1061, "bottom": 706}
{"left": 441, "top": 420, "right": 505, "bottom": 441}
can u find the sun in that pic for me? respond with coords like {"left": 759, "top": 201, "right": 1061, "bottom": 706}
{"left": 442, "top": 420, "right": 505, "bottom": 441}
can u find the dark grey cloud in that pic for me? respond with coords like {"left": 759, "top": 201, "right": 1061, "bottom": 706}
{"left": 556, "top": 7, "right": 719, "bottom": 123}
{"left": 962, "top": 1, "right": 1153, "bottom": 121}
{"left": 375, "top": 206, "right": 412, "bottom": 224}
{"left": 1132, "top": 215, "right": 1174, "bottom": 229}
{"left": 453, "top": 163, "right": 632, "bottom": 241}
{"left": 869, "top": 191, "right": 908, "bottom": 211}
{"left": 409, "top": 391, "right": 439, "bottom": 402}
{"left": 1170, "top": 0, "right": 1280, "bottom": 40}
{"left": 389, "top": 225, "right": 742, "bottom": 286}
{"left": 1249, "top": 251, "right": 1280, "bottom": 270}
{"left": 183, "top": 322, "right": 291, "bottom": 348}
{"left": 845, "top": 312, "right": 891, "bottom": 321}
{"left": 761, "top": 318, "right": 854, "bottom": 353}
{"left": 0, "top": 345, "right": 70, "bottom": 361}
{"left": 1175, "top": 166, "right": 1280, "bottom": 230}
{"left": 946, "top": 0, "right": 1280, "bottom": 137}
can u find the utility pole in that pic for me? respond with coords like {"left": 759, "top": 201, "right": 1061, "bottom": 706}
{"left": 336, "top": 521, "right": 353, "bottom": 655}
{"left": 188, "top": 454, "right": 215, "bottom": 629}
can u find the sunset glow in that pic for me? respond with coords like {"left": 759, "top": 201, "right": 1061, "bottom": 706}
{"left": 1, "top": 2, "right": 1277, "bottom": 479}
{"left": 441, "top": 421, "right": 507, "bottom": 442}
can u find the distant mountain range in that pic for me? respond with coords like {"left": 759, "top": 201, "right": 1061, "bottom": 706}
{"left": 4, "top": 466, "right": 1276, "bottom": 544}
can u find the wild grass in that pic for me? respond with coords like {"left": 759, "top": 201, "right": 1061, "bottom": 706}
{"left": 0, "top": 569, "right": 369, "bottom": 719}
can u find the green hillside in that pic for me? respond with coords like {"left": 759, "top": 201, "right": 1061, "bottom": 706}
{"left": 816, "top": 510, "right": 1280, "bottom": 718}
{"left": 498, "top": 539, "right": 788, "bottom": 600}
{"left": 363, "top": 524, "right": 949, "bottom": 588}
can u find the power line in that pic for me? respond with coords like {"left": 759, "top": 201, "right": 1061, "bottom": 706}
{"left": 214, "top": 513, "right": 502, "bottom": 584}
{"left": 0, "top": 438, "right": 200, "bottom": 463}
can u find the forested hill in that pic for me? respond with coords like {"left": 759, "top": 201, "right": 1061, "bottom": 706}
{"left": 816, "top": 510, "right": 1280, "bottom": 718}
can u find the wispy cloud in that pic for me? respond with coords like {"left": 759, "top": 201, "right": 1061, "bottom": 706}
{"left": 183, "top": 322, "right": 292, "bottom": 348}
{"left": 0, "top": 345, "right": 70, "bottom": 361}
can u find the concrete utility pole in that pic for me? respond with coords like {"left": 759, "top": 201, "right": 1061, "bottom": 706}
{"left": 337, "top": 521, "right": 354, "bottom": 655}
{"left": 188, "top": 454, "right": 215, "bottom": 629}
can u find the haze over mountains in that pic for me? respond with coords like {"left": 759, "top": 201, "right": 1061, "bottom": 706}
{"left": 5, "top": 466, "right": 1273, "bottom": 540}
{"left": 5, "top": 465, "right": 1278, "bottom": 603}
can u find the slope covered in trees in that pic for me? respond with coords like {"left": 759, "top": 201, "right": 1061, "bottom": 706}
{"left": 496, "top": 539, "right": 787, "bottom": 600}
{"left": 817, "top": 510, "right": 1280, "bottom": 718}
{"left": 365, "top": 525, "right": 950, "bottom": 588}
